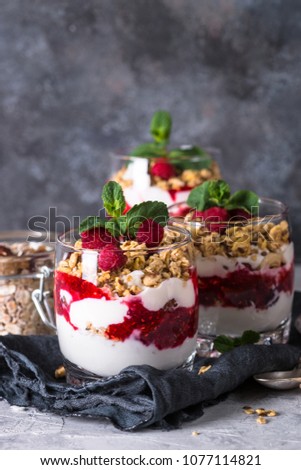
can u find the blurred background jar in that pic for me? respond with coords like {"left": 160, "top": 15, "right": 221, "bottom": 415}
{"left": 110, "top": 147, "right": 221, "bottom": 210}
{"left": 0, "top": 231, "right": 54, "bottom": 335}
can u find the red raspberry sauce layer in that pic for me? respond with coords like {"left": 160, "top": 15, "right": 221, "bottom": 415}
{"left": 198, "top": 264, "right": 294, "bottom": 310}
{"left": 55, "top": 270, "right": 199, "bottom": 349}
{"left": 55, "top": 271, "right": 112, "bottom": 328}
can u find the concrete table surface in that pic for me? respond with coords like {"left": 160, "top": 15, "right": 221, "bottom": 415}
{"left": 1, "top": 269, "right": 301, "bottom": 451}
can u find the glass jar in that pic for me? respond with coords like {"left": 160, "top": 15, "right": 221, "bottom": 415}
{"left": 0, "top": 231, "right": 54, "bottom": 335}
{"left": 169, "top": 198, "right": 294, "bottom": 352}
{"left": 110, "top": 149, "right": 221, "bottom": 210}
{"left": 51, "top": 225, "right": 198, "bottom": 382}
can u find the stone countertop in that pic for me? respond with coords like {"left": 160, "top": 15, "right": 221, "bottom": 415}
{"left": 0, "top": 381, "right": 301, "bottom": 450}
{"left": 1, "top": 269, "right": 301, "bottom": 451}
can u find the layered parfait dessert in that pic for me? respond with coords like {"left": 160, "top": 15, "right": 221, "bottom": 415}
{"left": 169, "top": 180, "right": 294, "bottom": 344}
{"left": 112, "top": 110, "right": 221, "bottom": 209}
{"left": 55, "top": 182, "right": 198, "bottom": 379}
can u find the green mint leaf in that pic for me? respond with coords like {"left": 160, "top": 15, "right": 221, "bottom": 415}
{"left": 187, "top": 180, "right": 231, "bottom": 211}
{"left": 130, "top": 142, "right": 166, "bottom": 157}
{"left": 225, "top": 190, "right": 259, "bottom": 213}
{"left": 240, "top": 330, "right": 260, "bottom": 345}
{"left": 187, "top": 182, "right": 210, "bottom": 211}
{"left": 169, "top": 146, "right": 212, "bottom": 170}
{"left": 102, "top": 181, "right": 126, "bottom": 217}
{"left": 125, "top": 201, "right": 169, "bottom": 237}
{"left": 150, "top": 110, "right": 172, "bottom": 145}
{"left": 169, "top": 145, "right": 207, "bottom": 158}
{"left": 214, "top": 330, "right": 260, "bottom": 353}
{"left": 79, "top": 216, "right": 122, "bottom": 238}
{"left": 79, "top": 216, "right": 106, "bottom": 234}
{"left": 171, "top": 157, "right": 212, "bottom": 171}
{"left": 207, "top": 180, "right": 231, "bottom": 207}
{"left": 213, "top": 335, "right": 236, "bottom": 353}
{"left": 233, "top": 337, "right": 243, "bottom": 348}
{"left": 104, "top": 218, "right": 124, "bottom": 238}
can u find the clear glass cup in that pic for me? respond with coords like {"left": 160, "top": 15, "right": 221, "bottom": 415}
{"left": 52, "top": 225, "right": 198, "bottom": 383}
{"left": 169, "top": 198, "right": 295, "bottom": 354}
{"left": 0, "top": 230, "right": 54, "bottom": 335}
{"left": 110, "top": 149, "right": 221, "bottom": 209}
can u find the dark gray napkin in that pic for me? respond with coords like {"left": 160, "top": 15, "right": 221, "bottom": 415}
{"left": 0, "top": 293, "right": 301, "bottom": 431}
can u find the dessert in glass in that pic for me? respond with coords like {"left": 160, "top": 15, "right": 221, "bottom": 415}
{"left": 111, "top": 110, "right": 221, "bottom": 209}
{"left": 54, "top": 182, "right": 198, "bottom": 382}
{"left": 169, "top": 180, "right": 294, "bottom": 353}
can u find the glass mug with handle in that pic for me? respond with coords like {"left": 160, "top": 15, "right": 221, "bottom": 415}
{"left": 169, "top": 195, "right": 295, "bottom": 355}
{"left": 33, "top": 224, "right": 199, "bottom": 384}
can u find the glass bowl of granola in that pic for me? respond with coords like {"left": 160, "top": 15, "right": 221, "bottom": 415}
{"left": 169, "top": 181, "right": 294, "bottom": 354}
{"left": 53, "top": 182, "right": 198, "bottom": 382}
{"left": 0, "top": 231, "right": 54, "bottom": 335}
{"left": 110, "top": 110, "right": 221, "bottom": 209}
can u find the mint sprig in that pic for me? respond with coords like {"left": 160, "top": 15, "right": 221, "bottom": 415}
{"left": 131, "top": 111, "right": 171, "bottom": 157}
{"left": 187, "top": 180, "right": 231, "bottom": 211}
{"left": 79, "top": 216, "right": 106, "bottom": 234}
{"left": 130, "top": 111, "right": 212, "bottom": 164}
{"left": 126, "top": 201, "right": 168, "bottom": 237}
{"left": 187, "top": 180, "right": 259, "bottom": 214}
{"left": 79, "top": 182, "right": 168, "bottom": 239}
{"left": 150, "top": 110, "right": 172, "bottom": 145}
{"left": 130, "top": 142, "right": 166, "bottom": 157}
{"left": 169, "top": 146, "right": 212, "bottom": 171}
{"left": 103, "top": 216, "right": 127, "bottom": 238}
{"left": 102, "top": 181, "right": 126, "bottom": 217}
{"left": 225, "top": 190, "right": 259, "bottom": 213}
{"left": 169, "top": 145, "right": 207, "bottom": 158}
{"left": 214, "top": 330, "right": 260, "bottom": 353}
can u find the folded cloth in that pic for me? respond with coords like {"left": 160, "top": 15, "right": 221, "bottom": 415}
{"left": 1, "top": 293, "right": 301, "bottom": 431}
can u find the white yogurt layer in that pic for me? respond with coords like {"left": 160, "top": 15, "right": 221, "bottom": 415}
{"left": 196, "top": 242, "right": 294, "bottom": 278}
{"left": 56, "top": 276, "right": 197, "bottom": 377}
{"left": 122, "top": 157, "right": 191, "bottom": 206}
{"left": 198, "top": 291, "right": 293, "bottom": 337}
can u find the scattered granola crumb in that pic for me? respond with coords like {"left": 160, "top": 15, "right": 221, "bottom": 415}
{"left": 243, "top": 405, "right": 279, "bottom": 422}
{"left": 266, "top": 410, "right": 277, "bottom": 417}
{"left": 54, "top": 365, "right": 66, "bottom": 379}
{"left": 198, "top": 364, "right": 212, "bottom": 375}
{"left": 255, "top": 408, "right": 267, "bottom": 416}
{"left": 256, "top": 416, "right": 267, "bottom": 425}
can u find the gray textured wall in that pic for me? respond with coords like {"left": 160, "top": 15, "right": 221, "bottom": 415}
{"left": 1, "top": 0, "right": 301, "bottom": 258}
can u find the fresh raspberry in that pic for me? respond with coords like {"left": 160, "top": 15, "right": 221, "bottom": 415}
{"left": 193, "top": 207, "right": 229, "bottom": 232}
{"left": 136, "top": 219, "right": 164, "bottom": 247}
{"left": 150, "top": 158, "right": 176, "bottom": 180}
{"left": 98, "top": 244, "right": 127, "bottom": 271}
{"left": 81, "top": 227, "right": 116, "bottom": 249}
{"left": 228, "top": 209, "right": 251, "bottom": 220}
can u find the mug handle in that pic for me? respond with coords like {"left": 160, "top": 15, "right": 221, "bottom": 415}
{"left": 32, "top": 266, "right": 56, "bottom": 330}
